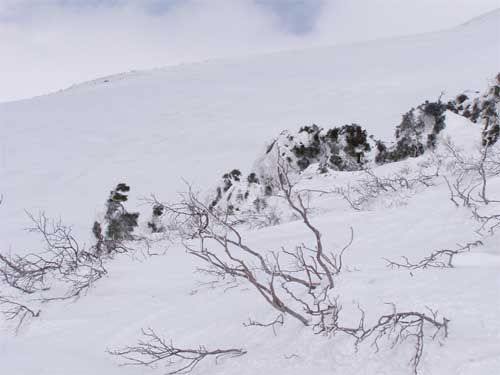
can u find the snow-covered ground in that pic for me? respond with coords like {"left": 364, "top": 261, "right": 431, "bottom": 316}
{"left": 0, "top": 9, "right": 499, "bottom": 375}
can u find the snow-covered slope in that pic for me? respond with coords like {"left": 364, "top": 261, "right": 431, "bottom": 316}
{"left": 0, "top": 10, "right": 499, "bottom": 375}
{"left": 1, "top": 111, "right": 499, "bottom": 375}
{"left": 1, "top": 10, "right": 499, "bottom": 248}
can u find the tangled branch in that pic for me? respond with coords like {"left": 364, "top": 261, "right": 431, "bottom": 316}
{"left": 0, "top": 212, "right": 107, "bottom": 301}
{"left": 108, "top": 328, "right": 246, "bottom": 374}
{"left": 338, "top": 166, "right": 437, "bottom": 211}
{"left": 316, "top": 302, "right": 449, "bottom": 375}
{"left": 159, "top": 164, "right": 353, "bottom": 327}
{"left": 442, "top": 140, "right": 500, "bottom": 208}
{"left": 0, "top": 296, "right": 40, "bottom": 333}
{"left": 384, "top": 241, "right": 483, "bottom": 270}
{"left": 243, "top": 314, "right": 284, "bottom": 336}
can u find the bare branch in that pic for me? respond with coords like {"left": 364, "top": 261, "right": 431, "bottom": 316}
{"left": 108, "top": 328, "right": 246, "bottom": 374}
{"left": 315, "top": 302, "right": 449, "bottom": 375}
{"left": 384, "top": 241, "right": 483, "bottom": 270}
{"left": 0, "top": 296, "right": 40, "bottom": 334}
{"left": 243, "top": 314, "right": 284, "bottom": 336}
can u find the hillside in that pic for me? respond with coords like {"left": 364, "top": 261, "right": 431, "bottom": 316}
{"left": 1, "top": 9, "right": 499, "bottom": 247}
{"left": 0, "top": 9, "right": 499, "bottom": 375}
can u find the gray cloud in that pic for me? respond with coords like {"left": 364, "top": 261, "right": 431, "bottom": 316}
{"left": 0, "top": 0, "right": 498, "bottom": 102}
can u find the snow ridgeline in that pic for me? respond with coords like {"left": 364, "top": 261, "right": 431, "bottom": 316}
{"left": 199, "top": 74, "right": 500, "bottom": 227}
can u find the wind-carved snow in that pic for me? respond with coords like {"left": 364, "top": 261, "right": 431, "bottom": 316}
{"left": 0, "top": 9, "right": 499, "bottom": 375}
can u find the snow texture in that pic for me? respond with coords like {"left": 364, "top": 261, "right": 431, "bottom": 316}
{"left": 0, "top": 9, "right": 499, "bottom": 375}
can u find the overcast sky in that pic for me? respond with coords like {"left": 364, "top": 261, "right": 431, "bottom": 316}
{"left": 1, "top": 0, "right": 499, "bottom": 103}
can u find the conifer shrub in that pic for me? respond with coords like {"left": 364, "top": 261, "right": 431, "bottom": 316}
{"left": 93, "top": 183, "right": 139, "bottom": 254}
{"left": 148, "top": 204, "right": 165, "bottom": 233}
{"left": 289, "top": 123, "right": 371, "bottom": 172}
{"left": 446, "top": 74, "right": 499, "bottom": 146}
{"left": 375, "top": 100, "right": 447, "bottom": 164}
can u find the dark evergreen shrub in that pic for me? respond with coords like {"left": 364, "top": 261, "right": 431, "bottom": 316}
{"left": 222, "top": 169, "right": 242, "bottom": 192}
{"left": 374, "top": 140, "right": 389, "bottom": 164}
{"left": 148, "top": 204, "right": 165, "bottom": 233}
{"left": 376, "top": 100, "right": 447, "bottom": 164}
{"left": 247, "top": 172, "right": 259, "bottom": 184}
{"left": 93, "top": 183, "right": 140, "bottom": 254}
{"left": 341, "top": 124, "right": 371, "bottom": 163}
{"left": 290, "top": 123, "right": 371, "bottom": 171}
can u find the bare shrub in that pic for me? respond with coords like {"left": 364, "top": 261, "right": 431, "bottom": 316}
{"left": 0, "top": 212, "right": 112, "bottom": 332}
{"left": 111, "top": 156, "right": 450, "bottom": 374}
{"left": 338, "top": 166, "right": 437, "bottom": 211}
{"left": 441, "top": 139, "right": 500, "bottom": 237}
{"left": 137, "top": 155, "right": 354, "bottom": 336}
{"left": 384, "top": 241, "right": 483, "bottom": 270}
{"left": 473, "top": 209, "right": 500, "bottom": 235}
{"left": 243, "top": 314, "right": 284, "bottom": 336}
{"left": 0, "top": 296, "right": 40, "bottom": 334}
{"left": 442, "top": 139, "right": 500, "bottom": 207}
{"left": 108, "top": 328, "right": 246, "bottom": 375}
{"left": 0, "top": 212, "right": 107, "bottom": 302}
{"left": 316, "top": 303, "right": 448, "bottom": 375}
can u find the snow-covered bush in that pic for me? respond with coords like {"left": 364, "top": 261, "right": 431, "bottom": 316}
{"left": 207, "top": 124, "right": 373, "bottom": 220}
{"left": 447, "top": 73, "right": 500, "bottom": 146}
{"left": 93, "top": 183, "right": 139, "bottom": 254}
{"left": 375, "top": 100, "right": 447, "bottom": 164}
{"left": 147, "top": 204, "right": 165, "bottom": 233}
{"left": 285, "top": 123, "right": 372, "bottom": 172}
{"left": 207, "top": 74, "right": 499, "bottom": 227}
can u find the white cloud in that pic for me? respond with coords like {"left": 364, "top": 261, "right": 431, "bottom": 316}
{"left": 315, "top": 0, "right": 500, "bottom": 44}
{"left": 0, "top": 0, "right": 498, "bottom": 102}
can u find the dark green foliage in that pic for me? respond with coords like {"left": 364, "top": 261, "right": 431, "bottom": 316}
{"left": 292, "top": 125, "right": 322, "bottom": 169}
{"left": 423, "top": 101, "right": 447, "bottom": 148}
{"left": 393, "top": 136, "right": 426, "bottom": 159}
{"left": 492, "top": 85, "right": 500, "bottom": 97}
{"left": 341, "top": 124, "right": 371, "bottom": 163}
{"left": 93, "top": 183, "right": 139, "bottom": 253}
{"left": 374, "top": 140, "right": 389, "bottom": 164}
{"left": 230, "top": 169, "right": 241, "bottom": 181}
{"left": 107, "top": 212, "right": 139, "bottom": 241}
{"left": 152, "top": 204, "right": 164, "bottom": 217}
{"left": 148, "top": 204, "right": 165, "bottom": 233}
{"left": 222, "top": 169, "right": 242, "bottom": 192}
{"left": 376, "top": 100, "right": 447, "bottom": 164}
{"left": 297, "top": 157, "right": 311, "bottom": 170}
{"left": 291, "top": 123, "right": 371, "bottom": 171}
{"left": 115, "top": 183, "right": 130, "bottom": 192}
{"left": 324, "top": 128, "right": 340, "bottom": 142}
{"left": 329, "top": 154, "right": 344, "bottom": 169}
{"left": 446, "top": 75, "right": 499, "bottom": 147}
{"left": 292, "top": 144, "right": 321, "bottom": 159}
{"left": 92, "top": 221, "right": 103, "bottom": 240}
{"left": 264, "top": 184, "right": 273, "bottom": 196}
{"left": 110, "top": 191, "right": 128, "bottom": 203}
{"left": 247, "top": 172, "right": 259, "bottom": 184}
{"left": 456, "top": 94, "right": 469, "bottom": 104}
{"left": 210, "top": 169, "right": 248, "bottom": 211}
